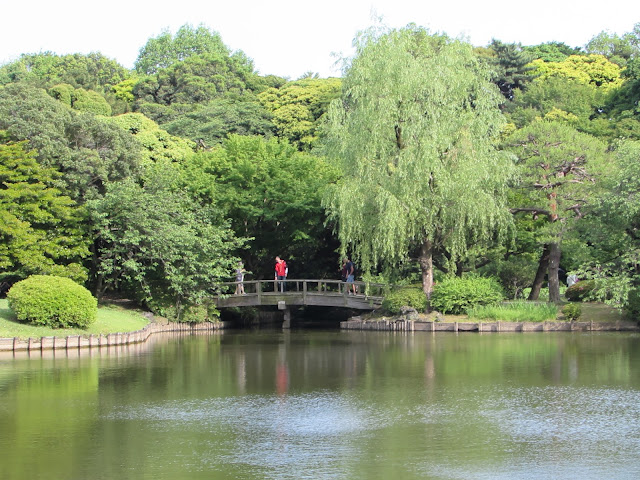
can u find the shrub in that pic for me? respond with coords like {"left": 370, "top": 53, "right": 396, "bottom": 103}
{"left": 468, "top": 302, "right": 558, "bottom": 322}
{"left": 564, "top": 280, "right": 596, "bottom": 301}
{"left": 7, "top": 275, "right": 97, "bottom": 328}
{"left": 151, "top": 299, "right": 219, "bottom": 323}
{"left": 382, "top": 287, "right": 427, "bottom": 314}
{"left": 625, "top": 287, "right": 640, "bottom": 317}
{"left": 430, "top": 275, "right": 504, "bottom": 314}
{"left": 562, "top": 302, "right": 582, "bottom": 321}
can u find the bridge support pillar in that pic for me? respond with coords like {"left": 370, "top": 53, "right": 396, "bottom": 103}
{"left": 279, "top": 301, "right": 291, "bottom": 329}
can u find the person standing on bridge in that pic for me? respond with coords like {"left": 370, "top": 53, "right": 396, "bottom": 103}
{"left": 275, "top": 256, "right": 288, "bottom": 292}
{"left": 344, "top": 257, "right": 357, "bottom": 295}
{"left": 235, "top": 261, "right": 246, "bottom": 295}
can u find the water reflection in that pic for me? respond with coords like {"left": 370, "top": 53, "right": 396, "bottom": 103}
{"left": 0, "top": 330, "right": 639, "bottom": 479}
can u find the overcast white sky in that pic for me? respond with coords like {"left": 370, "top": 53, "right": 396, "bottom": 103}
{"left": 1, "top": 1, "right": 638, "bottom": 79}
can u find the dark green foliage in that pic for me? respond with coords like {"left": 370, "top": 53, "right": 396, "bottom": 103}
{"left": 624, "top": 288, "right": 640, "bottom": 317}
{"left": 0, "top": 83, "right": 142, "bottom": 201}
{"left": 381, "top": 287, "right": 428, "bottom": 314}
{"left": 163, "top": 96, "right": 274, "bottom": 146}
{"left": 564, "top": 280, "right": 596, "bottom": 301}
{"left": 180, "top": 135, "right": 340, "bottom": 278}
{"left": 87, "top": 162, "right": 243, "bottom": 319}
{"left": 153, "top": 300, "right": 219, "bottom": 323}
{"left": 562, "top": 302, "right": 582, "bottom": 321}
{"left": 487, "top": 40, "right": 536, "bottom": 99}
{"left": 7, "top": 275, "right": 97, "bottom": 328}
{"left": 430, "top": 275, "right": 505, "bottom": 314}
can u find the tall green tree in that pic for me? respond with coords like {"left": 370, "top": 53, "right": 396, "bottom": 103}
{"left": 180, "top": 135, "right": 340, "bottom": 278}
{"left": 487, "top": 40, "right": 536, "bottom": 100}
{"left": 0, "top": 137, "right": 89, "bottom": 284}
{"left": 505, "top": 120, "right": 609, "bottom": 302}
{"left": 135, "top": 24, "right": 238, "bottom": 75}
{"left": 87, "top": 161, "right": 243, "bottom": 317}
{"left": 569, "top": 140, "right": 640, "bottom": 308}
{"left": 322, "top": 26, "right": 515, "bottom": 302}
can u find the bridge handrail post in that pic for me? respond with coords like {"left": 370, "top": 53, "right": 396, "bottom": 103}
{"left": 257, "top": 280, "right": 262, "bottom": 302}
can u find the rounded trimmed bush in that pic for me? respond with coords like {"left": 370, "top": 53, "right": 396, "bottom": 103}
{"left": 7, "top": 275, "right": 97, "bottom": 328}
{"left": 564, "top": 280, "right": 595, "bottom": 302}
{"left": 430, "top": 275, "right": 504, "bottom": 314}
{"left": 562, "top": 302, "right": 582, "bottom": 321}
{"left": 382, "top": 287, "right": 428, "bottom": 314}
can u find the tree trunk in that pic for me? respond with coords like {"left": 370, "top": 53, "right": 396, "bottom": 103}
{"left": 418, "top": 238, "right": 434, "bottom": 312}
{"left": 528, "top": 244, "right": 550, "bottom": 301}
{"left": 548, "top": 241, "right": 562, "bottom": 303}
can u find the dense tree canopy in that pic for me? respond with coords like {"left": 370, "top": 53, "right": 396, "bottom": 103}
{"left": 323, "top": 26, "right": 515, "bottom": 301}
{"left": 87, "top": 161, "right": 243, "bottom": 318}
{"left": 0, "top": 137, "right": 89, "bottom": 283}
{"left": 3, "top": 20, "right": 640, "bottom": 314}
{"left": 258, "top": 77, "right": 341, "bottom": 150}
{"left": 179, "top": 134, "right": 340, "bottom": 278}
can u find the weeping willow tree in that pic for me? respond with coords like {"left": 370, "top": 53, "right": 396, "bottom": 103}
{"left": 322, "top": 26, "right": 515, "bottom": 304}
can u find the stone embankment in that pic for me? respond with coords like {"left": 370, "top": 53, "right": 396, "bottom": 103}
{"left": 341, "top": 316, "right": 640, "bottom": 332}
{"left": 0, "top": 320, "right": 230, "bottom": 353}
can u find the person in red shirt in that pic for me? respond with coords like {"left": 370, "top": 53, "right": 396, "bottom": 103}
{"left": 274, "top": 256, "right": 288, "bottom": 292}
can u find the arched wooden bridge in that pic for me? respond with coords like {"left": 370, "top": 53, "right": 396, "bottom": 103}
{"left": 214, "top": 279, "right": 385, "bottom": 310}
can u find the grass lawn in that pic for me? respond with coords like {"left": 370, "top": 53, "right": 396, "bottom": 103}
{"left": 0, "top": 298, "right": 150, "bottom": 339}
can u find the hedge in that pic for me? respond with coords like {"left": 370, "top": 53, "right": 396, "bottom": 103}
{"left": 7, "top": 275, "right": 97, "bottom": 328}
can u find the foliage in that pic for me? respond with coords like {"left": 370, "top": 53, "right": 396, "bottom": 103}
{"left": 523, "top": 42, "right": 582, "bottom": 63}
{"left": 162, "top": 96, "right": 274, "bottom": 147}
{"left": 0, "top": 138, "right": 89, "bottom": 283}
{"left": 135, "top": 24, "right": 236, "bottom": 75}
{"left": 487, "top": 253, "right": 538, "bottom": 299}
{"left": 87, "top": 161, "right": 244, "bottom": 319}
{"left": 105, "top": 113, "right": 195, "bottom": 164}
{"left": 134, "top": 52, "right": 256, "bottom": 108}
{"left": 180, "top": 135, "right": 339, "bottom": 278}
{"left": 562, "top": 302, "right": 582, "bottom": 321}
{"left": 430, "top": 275, "right": 505, "bottom": 314}
{"left": 585, "top": 25, "right": 640, "bottom": 67}
{"left": 505, "top": 120, "right": 609, "bottom": 301}
{"left": 564, "top": 280, "right": 596, "bottom": 301}
{"left": 486, "top": 40, "right": 536, "bottom": 99}
{"left": 322, "top": 26, "right": 515, "bottom": 301}
{"left": 258, "top": 77, "right": 341, "bottom": 150}
{"left": 0, "top": 83, "right": 142, "bottom": 201}
{"left": 0, "top": 52, "right": 130, "bottom": 93}
{"left": 158, "top": 301, "right": 219, "bottom": 323}
{"left": 528, "top": 55, "right": 623, "bottom": 91}
{"left": 381, "top": 287, "right": 428, "bottom": 314}
{"left": 467, "top": 301, "right": 557, "bottom": 322}
{"left": 7, "top": 275, "right": 97, "bottom": 328}
{"left": 508, "top": 76, "right": 601, "bottom": 127}
{"left": 568, "top": 141, "right": 640, "bottom": 310}
{"left": 624, "top": 287, "right": 640, "bottom": 317}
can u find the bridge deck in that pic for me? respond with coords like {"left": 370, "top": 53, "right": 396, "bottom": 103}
{"left": 215, "top": 279, "right": 384, "bottom": 310}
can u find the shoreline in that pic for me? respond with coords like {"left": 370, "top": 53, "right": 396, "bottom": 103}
{"left": 341, "top": 316, "right": 640, "bottom": 332}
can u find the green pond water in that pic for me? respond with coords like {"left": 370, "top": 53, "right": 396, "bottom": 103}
{"left": 0, "top": 329, "right": 639, "bottom": 480}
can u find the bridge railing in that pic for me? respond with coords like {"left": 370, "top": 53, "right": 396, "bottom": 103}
{"left": 215, "top": 279, "right": 387, "bottom": 299}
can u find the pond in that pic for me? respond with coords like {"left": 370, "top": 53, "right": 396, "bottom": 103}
{"left": 0, "top": 329, "right": 639, "bottom": 479}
